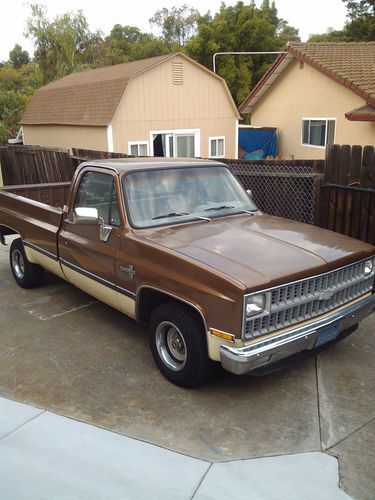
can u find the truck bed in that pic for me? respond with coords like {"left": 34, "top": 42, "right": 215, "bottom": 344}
{"left": 0, "top": 182, "right": 70, "bottom": 259}
{"left": 2, "top": 182, "right": 71, "bottom": 208}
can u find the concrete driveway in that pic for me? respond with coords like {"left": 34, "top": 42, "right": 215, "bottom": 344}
{"left": 0, "top": 240, "right": 374, "bottom": 499}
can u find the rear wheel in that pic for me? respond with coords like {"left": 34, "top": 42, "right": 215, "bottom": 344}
{"left": 9, "top": 238, "right": 44, "bottom": 289}
{"left": 149, "top": 302, "right": 216, "bottom": 387}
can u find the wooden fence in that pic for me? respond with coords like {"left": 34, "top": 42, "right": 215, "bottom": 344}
{"left": 0, "top": 145, "right": 75, "bottom": 185}
{"left": 70, "top": 148, "right": 133, "bottom": 169}
{"left": 1, "top": 143, "right": 374, "bottom": 245}
{"left": 72, "top": 148, "right": 132, "bottom": 159}
{"left": 318, "top": 145, "right": 375, "bottom": 245}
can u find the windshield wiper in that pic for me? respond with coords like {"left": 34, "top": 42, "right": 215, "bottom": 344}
{"left": 237, "top": 209, "right": 258, "bottom": 214}
{"left": 204, "top": 205, "right": 235, "bottom": 212}
{"left": 152, "top": 212, "right": 189, "bottom": 220}
{"left": 204, "top": 205, "right": 257, "bottom": 215}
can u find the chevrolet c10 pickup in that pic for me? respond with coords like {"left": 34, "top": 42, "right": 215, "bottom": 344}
{"left": 0, "top": 158, "right": 374, "bottom": 387}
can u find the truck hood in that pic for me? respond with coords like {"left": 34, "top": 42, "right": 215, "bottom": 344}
{"left": 143, "top": 214, "right": 374, "bottom": 290}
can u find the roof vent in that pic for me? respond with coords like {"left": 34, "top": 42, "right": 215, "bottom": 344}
{"left": 172, "top": 61, "right": 183, "bottom": 85}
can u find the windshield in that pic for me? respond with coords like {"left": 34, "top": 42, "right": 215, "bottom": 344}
{"left": 122, "top": 165, "right": 257, "bottom": 228}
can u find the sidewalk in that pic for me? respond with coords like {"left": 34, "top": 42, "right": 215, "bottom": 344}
{"left": 0, "top": 396, "right": 350, "bottom": 499}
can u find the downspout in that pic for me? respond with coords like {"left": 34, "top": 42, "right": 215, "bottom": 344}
{"left": 107, "top": 124, "right": 114, "bottom": 153}
{"left": 235, "top": 119, "right": 239, "bottom": 160}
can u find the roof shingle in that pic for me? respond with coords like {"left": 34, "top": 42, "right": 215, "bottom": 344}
{"left": 21, "top": 54, "right": 175, "bottom": 126}
{"left": 239, "top": 42, "right": 375, "bottom": 114}
{"left": 345, "top": 104, "right": 375, "bottom": 121}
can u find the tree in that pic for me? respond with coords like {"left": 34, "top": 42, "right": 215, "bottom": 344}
{"left": 128, "top": 34, "right": 168, "bottom": 60}
{"left": 345, "top": 16, "right": 375, "bottom": 39}
{"left": 98, "top": 25, "right": 167, "bottom": 66}
{"left": 343, "top": 0, "right": 375, "bottom": 39}
{"left": 277, "top": 20, "right": 301, "bottom": 46}
{"left": 308, "top": 30, "right": 347, "bottom": 42}
{"left": 343, "top": 0, "right": 375, "bottom": 19}
{"left": 149, "top": 5, "right": 199, "bottom": 50}
{"left": 308, "top": 0, "right": 375, "bottom": 41}
{"left": 9, "top": 44, "right": 30, "bottom": 69}
{"left": 0, "top": 62, "right": 43, "bottom": 144}
{"left": 25, "top": 4, "right": 104, "bottom": 83}
{"left": 184, "top": 1, "right": 300, "bottom": 105}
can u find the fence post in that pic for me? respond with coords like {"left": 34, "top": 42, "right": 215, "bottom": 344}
{"left": 324, "top": 144, "right": 341, "bottom": 183}
{"left": 360, "top": 145, "right": 375, "bottom": 189}
{"left": 337, "top": 145, "right": 351, "bottom": 185}
{"left": 334, "top": 145, "right": 351, "bottom": 232}
{"left": 349, "top": 145, "right": 362, "bottom": 186}
{"left": 313, "top": 160, "right": 324, "bottom": 226}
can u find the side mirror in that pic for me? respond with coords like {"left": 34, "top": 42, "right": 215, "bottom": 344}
{"left": 246, "top": 189, "right": 255, "bottom": 203}
{"left": 246, "top": 189, "right": 259, "bottom": 212}
{"left": 73, "top": 207, "right": 99, "bottom": 225}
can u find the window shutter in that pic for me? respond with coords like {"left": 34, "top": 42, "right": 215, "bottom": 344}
{"left": 172, "top": 61, "right": 183, "bottom": 85}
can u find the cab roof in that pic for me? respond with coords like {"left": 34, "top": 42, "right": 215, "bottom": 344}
{"left": 78, "top": 157, "right": 227, "bottom": 175}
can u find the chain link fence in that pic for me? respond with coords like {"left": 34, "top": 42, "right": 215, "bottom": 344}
{"left": 222, "top": 159, "right": 324, "bottom": 225}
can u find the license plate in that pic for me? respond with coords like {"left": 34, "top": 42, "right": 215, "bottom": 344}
{"left": 315, "top": 324, "right": 340, "bottom": 348}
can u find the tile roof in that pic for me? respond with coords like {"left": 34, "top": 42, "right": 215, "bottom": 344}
{"left": 239, "top": 42, "right": 375, "bottom": 114}
{"left": 21, "top": 54, "right": 175, "bottom": 126}
{"left": 345, "top": 104, "right": 375, "bottom": 121}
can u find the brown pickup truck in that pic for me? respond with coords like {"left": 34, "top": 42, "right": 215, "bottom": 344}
{"left": 1, "top": 158, "right": 374, "bottom": 387}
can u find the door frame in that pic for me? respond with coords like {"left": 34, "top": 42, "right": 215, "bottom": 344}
{"left": 149, "top": 128, "right": 201, "bottom": 157}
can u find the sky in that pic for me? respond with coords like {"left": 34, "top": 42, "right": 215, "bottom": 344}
{"left": 1, "top": 0, "right": 349, "bottom": 62}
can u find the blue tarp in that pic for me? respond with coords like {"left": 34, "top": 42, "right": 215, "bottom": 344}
{"left": 239, "top": 128, "right": 277, "bottom": 159}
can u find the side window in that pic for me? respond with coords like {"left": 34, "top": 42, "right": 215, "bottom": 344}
{"left": 129, "top": 142, "right": 148, "bottom": 156}
{"left": 74, "top": 172, "right": 120, "bottom": 227}
{"left": 209, "top": 137, "right": 225, "bottom": 158}
{"left": 302, "top": 119, "right": 336, "bottom": 147}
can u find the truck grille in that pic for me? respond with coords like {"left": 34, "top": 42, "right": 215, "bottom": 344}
{"left": 244, "top": 259, "right": 374, "bottom": 339}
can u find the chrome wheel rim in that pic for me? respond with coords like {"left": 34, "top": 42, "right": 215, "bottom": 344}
{"left": 155, "top": 321, "right": 187, "bottom": 372}
{"left": 12, "top": 249, "right": 25, "bottom": 279}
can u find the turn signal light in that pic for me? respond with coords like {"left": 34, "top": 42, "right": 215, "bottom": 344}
{"left": 210, "top": 329, "right": 235, "bottom": 343}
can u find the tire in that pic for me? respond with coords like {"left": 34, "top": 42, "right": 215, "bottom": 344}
{"left": 149, "top": 302, "right": 216, "bottom": 388}
{"left": 9, "top": 238, "right": 44, "bottom": 289}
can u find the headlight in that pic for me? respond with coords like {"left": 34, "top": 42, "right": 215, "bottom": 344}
{"left": 364, "top": 259, "right": 374, "bottom": 276}
{"left": 246, "top": 293, "right": 266, "bottom": 317}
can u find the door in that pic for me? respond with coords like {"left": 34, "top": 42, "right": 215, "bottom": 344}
{"left": 174, "top": 134, "right": 195, "bottom": 157}
{"left": 151, "top": 129, "right": 199, "bottom": 157}
{"left": 59, "top": 168, "right": 135, "bottom": 317}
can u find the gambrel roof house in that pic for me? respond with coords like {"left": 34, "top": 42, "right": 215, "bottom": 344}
{"left": 239, "top": 42, "right": 375, "bottom": 159}
{"left": 21, "top": 53, "right": 240, "bottom": 159}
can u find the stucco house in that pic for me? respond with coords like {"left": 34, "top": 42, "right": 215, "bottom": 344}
{"left": 239, "top": 42, "right": 375, "bottom": 159}
{"left": 21, "top": 53, "right": 240, "bottom": 159}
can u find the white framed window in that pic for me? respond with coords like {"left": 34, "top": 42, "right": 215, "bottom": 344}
{"left": 209, "top": 136, "right": 225, "bottom": 158}
{"left": 149, "top": 129, "right": 200, "bottom": 158}
{"left": 128, "top": 141, "right": 149, "bottom": 156}
{"left": 301, "top": 118, "right": 336, "bottom": 148}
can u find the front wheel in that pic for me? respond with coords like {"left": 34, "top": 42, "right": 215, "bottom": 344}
{"left": 149, "top": 302, "right": 216, "bottom": 388}
{"left": 9, "top": 238, "right": 44, "bottom": 289}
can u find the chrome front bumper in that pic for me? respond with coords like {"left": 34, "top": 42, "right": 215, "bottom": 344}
{"left": 220, "top": 294, "right": 375, "bottom": 376}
